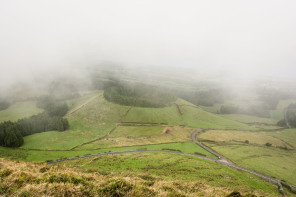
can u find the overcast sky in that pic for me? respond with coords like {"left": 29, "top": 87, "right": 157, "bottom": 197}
{"left": 0, "top": 0, "right": 295, "bottom": 86}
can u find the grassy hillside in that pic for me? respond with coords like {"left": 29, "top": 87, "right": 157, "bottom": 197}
{"left": 2, "top": 90, "right": 289, "bottom": 196}
{"left": 197, "top": 129, "right": 296, "bottom": 185}
{"left": 180, "top": 105, "right": 256, "bottom": 130}
{"left": 0, "top": 157, "right": 280, "bottom": 197}
{"left": 220, "top": 114, "right": 281, "bottom": 130}
{"left": 62, "top": 152, "right": 280, "bottom": 196}
{"left": 122, "top": 100, "right": 254, "bottom": 130}
{"left": 21, "top": 130, "right": 98, "bottom": 150}
{"left": 0, "top": 101, "right": 43, "bottom": 122}
{"left": 66, "top": 93, "right": 130, "bottom": 133}
{"left": 17, "top": 93, "right": 254, "bottom": 151}
{"left": 21, "top": 92, "right": 131, "bottom": 150}
{"left": 122, "top": 105, "right": 183, "bottom": 125}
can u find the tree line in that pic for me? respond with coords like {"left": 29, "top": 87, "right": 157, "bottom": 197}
{"left": 0, "top": 98, "right": 69, "bottom": 147}
{"left": 219, "top": 104, "right": 271, "bottom": 118}
{"left": 104, "top": 82, "right": 176, "bottom": 108}
{"left": 277, "top": 103, "right": 296, "bottom": 128}
{"left": 0, "top": 100, "right": 10, "bottom": 111}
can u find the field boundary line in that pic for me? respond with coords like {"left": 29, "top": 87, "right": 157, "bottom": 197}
{"left": 70, "top": 106, "right": 133, "bottom": 150}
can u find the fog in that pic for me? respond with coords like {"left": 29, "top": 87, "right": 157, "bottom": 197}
{"left": 0, "top": 0, "right": 296, "bottom": 95}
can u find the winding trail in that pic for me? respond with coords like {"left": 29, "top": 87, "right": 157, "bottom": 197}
{"left": 191, "top": 129, "right": 230, "bottom": 163}
{"left": 47, "top": 129, "right": 296, "bottom": 194}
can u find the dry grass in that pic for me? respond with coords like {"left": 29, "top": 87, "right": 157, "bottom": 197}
{"left": 198, "top": 130, "right": 290, "bottom": 148}
{"left": 0, "top": 158, "right": 275, "bottom": 197}
{"left": 79, "top": 126, "right": 194, "bottom": 150}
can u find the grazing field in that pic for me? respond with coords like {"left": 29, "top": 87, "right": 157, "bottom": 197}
{"left": 21, "top": 130, "right": 98, "bottom": 150}
{"left": 0, "top": 141, "right": 215, "bottom": 161}
{"left": 16, "top": 92, "right": 256, "bottom": 151}
{"left": 180, "top": 105, "right": 256, "bottom": 130}
{"left": 92, "top": 141, "right": 215, "bottom": 157}
{"left": 220, "top": 114, "right": 277, "bottom": 125}
{"left": 122, "top": 102, "right": 255, "bottom": 130}
{"left": 62, "top": 152, "right": 280, "bottom": 196}
{"left": 198, "top": 130, "right": 292, "bottom": 148}
{"left": 199, "top": 104, "right": 222, "bottom": 113}
{"left": 1, "top": 90, "right": 293, "bottom": 196}
{"left": 78, "top": 126, "right": 194, "bottom": 149}
{"left": 66, "top": 92, "right": 130, "bottom": 135}
{"left": 197, "top": 129, "right": 296, "bottom": 185}
{"left": 0, "top": 101, "right": 43, "bottom": 122}
{"left": 121, "top": 105, "right": 183, "bottom": 125}
{"left": 17, "top": 92, "right": 129, "bottom": 150}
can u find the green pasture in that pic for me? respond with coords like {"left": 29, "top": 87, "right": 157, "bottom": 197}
{"left": 21, "top": 130, "right": 98, "bottom": 150}
{"left": 0, "top": 101, "right": 43, "bottom": 122}
{"left": 180, "top": 105, "right": 256, "bottom": 130}
{"left": 198, "top": 129, "right": 296, "bottom": 185}
{"left": 66, "top": 92, "right": 130, "bottom": 134}
{"left": 1, "top": 141, "right": 214, "bottom": 161}
{"left": 121, "top": 105, "right": 183, "bottom": 125}
{"left": 221, "top": 114, "right": 277, "bottom": 125}
{"left": 198, "top": 130, "right": 292, "bottom": 148}
{"left": 62, "top": 152, "right": 279, "bottom": 195}
{"left": 74, "top": 126, "right": 194, "bottom": 150}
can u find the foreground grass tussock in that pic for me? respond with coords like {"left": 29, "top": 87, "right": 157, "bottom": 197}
{"left": 0, "top": 158, "right": 278, "bottom": 197}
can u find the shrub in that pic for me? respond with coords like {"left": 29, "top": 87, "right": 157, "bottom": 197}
{"left": 277, "top": 119, "right": 286, "bottom": 127}
{"left": 265, "top": 142, "right": 272, "bottom": 147}
{"left": 194, "top": 152, "right": 206, "bottom": 156}
{"left": 161, "top": 148, "right": 182, "bottom": 152}
{"left": 46, "top": 174, "right": 87, "bottom": 185}
{"left": 226, "top": 191, "right": 242, "bottom": 197}
{"left": 39, "top": 167, "right": 50, "bottom": 173}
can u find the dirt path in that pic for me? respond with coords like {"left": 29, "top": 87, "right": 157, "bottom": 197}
{"left": 191, "top": 129, "right": 230, "bottom": 163}
{"left": 67, "top": 94, "right": 100, "bottom": 115}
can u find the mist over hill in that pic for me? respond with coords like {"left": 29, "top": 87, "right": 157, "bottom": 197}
{"left": 1, "top": 1, "right": 296, "bottom": 196}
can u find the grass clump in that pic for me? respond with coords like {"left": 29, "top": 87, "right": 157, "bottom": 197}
{"left": 0, "top": 168, "right": 13, "bottom": 178}
{"left": 98, "top": 178, "right": 133, "bottom": 197}
{"left": 14, "top": 172, "right": 36, "bottom": 186}
{"left": 46, "top": 173, "right": 87, "bottom": 186}
{"left": 139, "top": 174, "right": 156, "bottom": 181}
